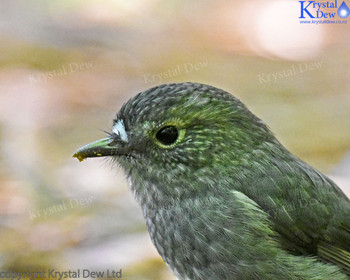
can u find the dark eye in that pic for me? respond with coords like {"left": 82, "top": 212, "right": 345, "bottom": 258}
{"left": 155, "top": 126, "right": 179, "bottom": 145}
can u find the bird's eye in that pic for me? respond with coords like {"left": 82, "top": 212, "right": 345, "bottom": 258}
{"left": 155, "top": 126, "right": 179, "bottom": 146}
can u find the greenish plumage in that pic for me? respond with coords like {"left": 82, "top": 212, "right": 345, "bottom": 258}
{"left": 74, "top": 83, "right": 350, "bottom": 280}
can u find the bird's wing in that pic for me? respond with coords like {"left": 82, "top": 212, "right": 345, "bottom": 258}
{"left": 314, "top": 174, "right": 350, "bottom": 276}
{"left": 318, "top": 242, "right": 350, "bottom": 276}
{"left": 239, "top": 156, "right": 350, "bottom": 276}
{"left": 289, "top": 161, "right": 350, "bottom": 275}
{"left": 198, "top": 190, "right": 348, "bottom": 279}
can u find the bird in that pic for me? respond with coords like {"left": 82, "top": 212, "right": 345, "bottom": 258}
{"left": 74, "top": 82, "right": 350, "bottom": 280}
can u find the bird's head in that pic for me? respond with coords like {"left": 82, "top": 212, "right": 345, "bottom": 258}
{"left": 74, "top": 83, "right": 276, "bottom": 198}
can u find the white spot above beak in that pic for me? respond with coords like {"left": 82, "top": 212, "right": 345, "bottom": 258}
{"left": 112, "top": 119, "right": 129, "bottom": 142}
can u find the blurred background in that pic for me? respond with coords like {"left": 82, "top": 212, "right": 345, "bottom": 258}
{"left": 0, "top": 0, "right": 349, "bottom": 279}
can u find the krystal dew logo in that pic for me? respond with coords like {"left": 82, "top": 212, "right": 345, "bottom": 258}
{"left": 299, "top": 0, "right": 350, "bottom": 23}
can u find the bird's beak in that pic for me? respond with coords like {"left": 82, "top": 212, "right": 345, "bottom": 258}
{"left": 73, "top": 137, "right": 120, "bottom": 162}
